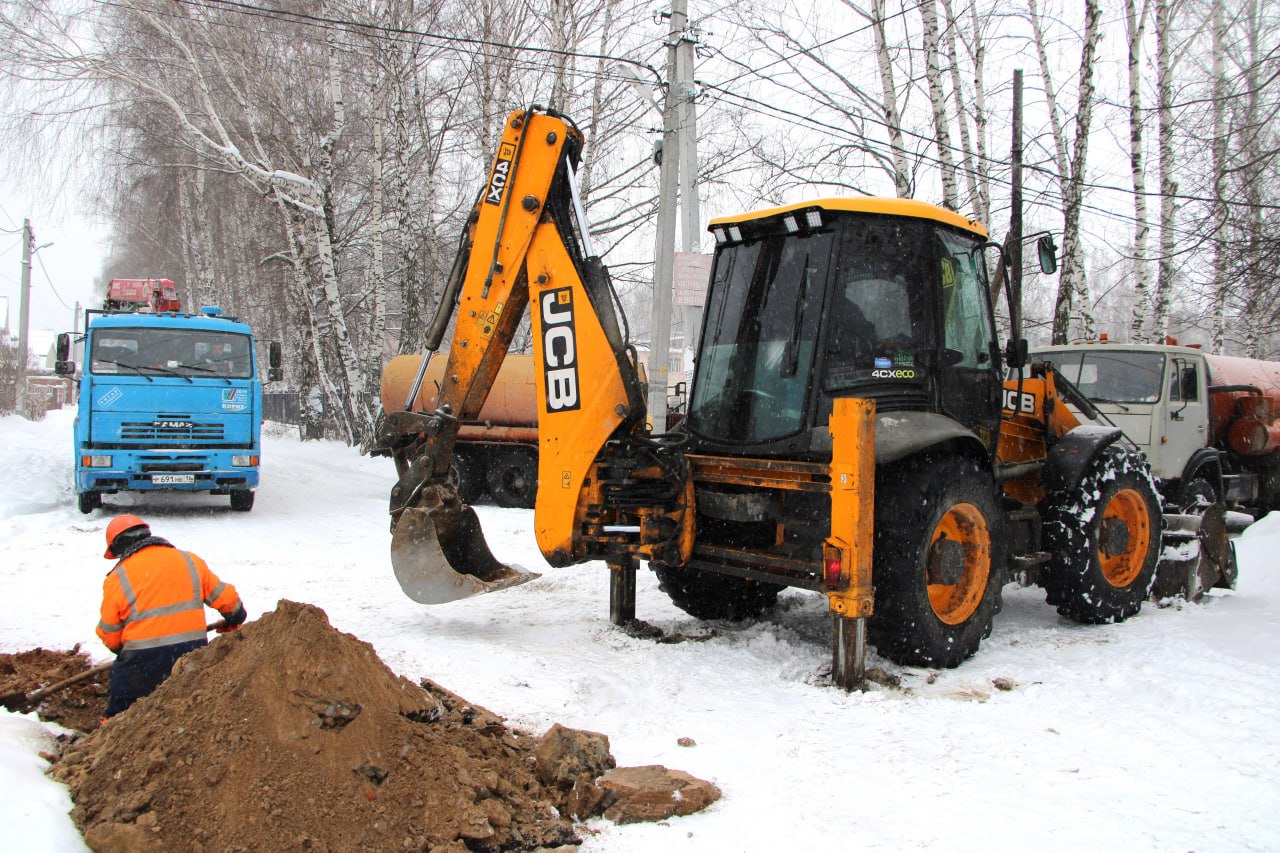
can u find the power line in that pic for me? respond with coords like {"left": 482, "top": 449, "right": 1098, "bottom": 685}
{"left": 172, "top": 0, "right": 664, "bottom": 82}
{"left": 35, "top": 252, "right": 73, "bottom": 311}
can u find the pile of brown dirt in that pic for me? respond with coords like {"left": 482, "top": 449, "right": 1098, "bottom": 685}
{"left": 50, "top": 601, "right": 583, "bottom": 853}
{"left": 0, "top": 647, "right": 108, "bottom": 733}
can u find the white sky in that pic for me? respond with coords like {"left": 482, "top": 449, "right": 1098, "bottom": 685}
{"left": 0, "top": 185, "right": 105, "bottom": 337}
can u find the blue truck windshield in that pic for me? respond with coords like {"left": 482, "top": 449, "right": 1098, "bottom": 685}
{"left": 90, "top": 329, "right": 253, "bottom": 380}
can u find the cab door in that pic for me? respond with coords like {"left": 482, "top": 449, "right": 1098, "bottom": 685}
{"left": 936, "top": 229, "right": 1001, "bottom": 450}
{"left": 1160, "top": 354, "right": 1210, "bottom": 481}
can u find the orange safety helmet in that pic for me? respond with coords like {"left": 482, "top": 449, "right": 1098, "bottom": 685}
{"left": 104, "top": 514, "right": 149, "bottom": 559}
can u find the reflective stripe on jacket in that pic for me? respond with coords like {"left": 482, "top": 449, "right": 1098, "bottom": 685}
{"left": 96, "top": 546, "right": 241, "bottom": 653}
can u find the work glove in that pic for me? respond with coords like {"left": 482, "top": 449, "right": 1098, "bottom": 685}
{"left": 216, "top": 603, "right": 247, "bottom": 633}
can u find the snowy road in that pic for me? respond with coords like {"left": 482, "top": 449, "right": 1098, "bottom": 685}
{"left": 3, "top": 408, "right": 1279, "bottom": 851}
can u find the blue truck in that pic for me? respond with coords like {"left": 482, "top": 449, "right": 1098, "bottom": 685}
{"left": 55, "top": 291, "right": 281, "bottom": 514}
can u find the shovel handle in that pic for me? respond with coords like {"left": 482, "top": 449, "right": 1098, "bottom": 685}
{"left": 24, "top": 660, "right": 115, "bottom": 703}
{"left": 9, "top": 620, "right": 229, "bottom": 708}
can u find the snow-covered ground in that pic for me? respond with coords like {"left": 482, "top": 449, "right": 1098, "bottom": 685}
{"left": 3, "top": 407, "right": 1278, "bottom": 852}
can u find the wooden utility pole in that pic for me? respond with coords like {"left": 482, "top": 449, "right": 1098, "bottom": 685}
{"left": 1010, "top": 71, "right": 1024, "bottom": 339}
{"left": 16, "top": 220, "right": 33, "bottom": 418}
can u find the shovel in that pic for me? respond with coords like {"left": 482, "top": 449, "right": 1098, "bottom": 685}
{"left": 0, "top": 620, "right": 229, "bottom": 713}
{"left": 0, "top": 661, "right": 115, "bottom": 713}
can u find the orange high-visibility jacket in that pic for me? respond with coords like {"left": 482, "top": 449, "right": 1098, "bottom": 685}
{"left": 97, "top": 546, "right": 241, "bottom": 653}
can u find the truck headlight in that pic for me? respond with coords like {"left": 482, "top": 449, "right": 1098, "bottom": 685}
{"left": 231, "top": 455, "right": 258, "bottom": 467}
{"left": 82, "top": 455, "right": 112, "bottom": 468}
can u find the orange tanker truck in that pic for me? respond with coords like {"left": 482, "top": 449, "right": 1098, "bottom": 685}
{"left": 1029, "top": 340, "right": 1280, "bottom": 597}
{"left": 381, "top": 353, "right": 657, "bottom": 508}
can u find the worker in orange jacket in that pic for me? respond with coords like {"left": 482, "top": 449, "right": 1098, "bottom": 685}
{"left": 97, "top": 514, "right": 247, "bottom": 718}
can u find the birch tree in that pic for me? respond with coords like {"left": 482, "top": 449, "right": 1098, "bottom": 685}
{"left": 1152, "top": 0, "right": 1178, "bottom": 338}
{"left": 921, "top": 0, "right": 960, "bottom": 210}
{"left": 1030, "top": 0, "right": 1103, "bottom": 344}
{"left": 1126, "top": 0, "right": 1153, "bottom": 342}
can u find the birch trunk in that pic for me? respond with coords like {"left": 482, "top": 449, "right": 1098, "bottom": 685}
{"left": 1033, "top": 0, "right": 1100, "bottom": 343}
{"left": 868, "top": 0, "right": 912, "bottom": 197}
{"left": 940, "top": 0, "right": 981, "bottom": 219}
{"left": 1153, "top": 0, "right": 1177, "bottom": 339}
{"left": 311, "top": 34, "right": 365, "bottom": 444}
{"left": 965, "top": 1, "right": 991, "bottom": 225}
{"left": 1241, "top": 0, "right": 1264, "bottom": 358}
{"left": 370, "top": 77, "right": 390, "bottom": 359}
{"left": 1209, "top": 0, "right": 1229, "bottom": 353}
{"left": 1126, "top": 0, "right": 1152, "bottom": 343}
{"left": 921, "top": 0, "right": 960, "bottom": 210}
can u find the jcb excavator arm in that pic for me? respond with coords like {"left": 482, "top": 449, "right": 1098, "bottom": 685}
{"left": 376, "top": 107, "right": 693, "bottom": 603}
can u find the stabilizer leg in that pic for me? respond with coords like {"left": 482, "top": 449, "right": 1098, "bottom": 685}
{"left": 609, "top": 559, "right": 637, "bottom": 625}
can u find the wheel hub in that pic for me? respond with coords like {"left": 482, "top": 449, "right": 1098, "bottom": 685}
{"left": 1099, "top": 516, "right": 1130, "bottom": 558}
{"left": 927, "top": 537, "right": 966, "bottom": 586}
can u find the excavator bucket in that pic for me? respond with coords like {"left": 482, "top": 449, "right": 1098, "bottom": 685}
{"left": 390, "top": 483, "right": 540, "bottom": 604}
{"left": 1152, "top": 503, "right": 1238, "bottom": 602}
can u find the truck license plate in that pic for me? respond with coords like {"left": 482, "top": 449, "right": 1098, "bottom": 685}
{"left": 153, "top": 474, "right": 195, "bottom": 485}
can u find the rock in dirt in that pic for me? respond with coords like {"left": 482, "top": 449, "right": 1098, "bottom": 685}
{"left": 597, "top": 765, "right": 722, "bottom": 824}
{"left": 50, "top": 600, "right": 582, "bottom": 852}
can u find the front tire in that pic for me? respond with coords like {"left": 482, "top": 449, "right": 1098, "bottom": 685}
{"left": 78, "top": 490, "right": 102, "bottom": 514}
{"left": 653, "top": 564, "right": 783, "bottom": 621}
{"left": 870, "top": 456, "right": 1006, "bottom": 668}
{"left": 230, "top": 490, "right": 255, "bottom": 512}
{"left": 1042, "top": 446, "right": 1160, "bottom": 623}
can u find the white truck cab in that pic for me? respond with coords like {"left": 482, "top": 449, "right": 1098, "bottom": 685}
{"left": 1029, "top": 343, "right": 1269, "bottom": 510}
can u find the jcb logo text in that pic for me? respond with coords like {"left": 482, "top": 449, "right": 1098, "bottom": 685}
{"left": 541, "top": 289, "right": 581, "bottom": 412}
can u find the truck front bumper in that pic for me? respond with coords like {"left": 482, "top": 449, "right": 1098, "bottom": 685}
{"left": 76, "top": 449, "right": 260, "bottom": 494}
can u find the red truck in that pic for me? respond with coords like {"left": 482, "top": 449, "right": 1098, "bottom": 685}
{"left": 103, "top": 279, "right": 181, "bottom": 313}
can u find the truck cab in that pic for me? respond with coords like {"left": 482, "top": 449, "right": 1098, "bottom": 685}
{"left": 59, "top": 306, "right": 280, "bottom": 513}
{"left": 1028, "top": 343, "right": 1254, "bottom": 508}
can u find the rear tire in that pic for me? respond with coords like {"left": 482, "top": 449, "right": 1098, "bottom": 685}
{"left": 78, "top": 490, "right": 101, "bottom": 514}
{"left": 486, "top": 448, "right": 537, "bottom": 508}
{"left": 230, "top": 490, "right": 255, "bottom": 512}
{"left": 1042, "top": 446, "right": 1160, "bottom": 623}
{"left": 870, "top": 456, "right": 1006, "bottom": 668}
{"left": 653, "top": 564, "right": 783, "bottom": 621}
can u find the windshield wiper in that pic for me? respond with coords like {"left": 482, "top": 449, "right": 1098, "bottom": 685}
{"left": 1089, "top": 397, "right": 1132, "bottom": 412}
{"left": 176, "top": 363, "right": 232, "bottom": 384}
{"left": 98, "top": 359, "right": 153, "bottom": 382}
{"left": 143, "top": 364, "right": 194, "bottom": 383}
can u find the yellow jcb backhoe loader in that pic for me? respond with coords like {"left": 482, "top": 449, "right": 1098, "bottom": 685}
{"left": 372, "top": 106, "right": 1163, "bottom": 687}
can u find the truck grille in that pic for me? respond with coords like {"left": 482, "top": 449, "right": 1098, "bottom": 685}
{"left": 120, "top": 421, "right": 225, "bottom": 442}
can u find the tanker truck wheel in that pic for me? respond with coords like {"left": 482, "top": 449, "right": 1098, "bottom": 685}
{"left": 449, "top": 452, "right": 483, "bottom": 504}
{"left": 653, "top": 564, "right": 783, "bottom": 621}
{"left": 487, "top": 448, "right": 537, "bottom": 508}
{"left": 230, "top": 490, "right": 255, "bottom": 512}
{"left": 870, "top": 456, "right": 1006, "bottom": 668}
{"left": 1042, "top": 446, "right": 1160, "bottom": 624}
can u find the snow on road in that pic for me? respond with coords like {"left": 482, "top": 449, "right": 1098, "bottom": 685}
{"left": 2, "top": 408, "right": 1278, "bottom": 851}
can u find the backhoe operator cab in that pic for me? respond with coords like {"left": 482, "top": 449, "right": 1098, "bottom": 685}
{"left": 689, "top": 200, "right": 1000, "bottom": 461}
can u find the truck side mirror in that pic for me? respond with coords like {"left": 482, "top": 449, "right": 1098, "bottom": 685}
{"left": 267, "top": 341, "right": 283, "bottom": 382}
{"left": 1037, "top": 235, "right": 1058, "bottom": 275}
{"left": 1004, "top": 338, "right": 1029, "bottom": 370}
{"left": 54, "top": 333, "right": 76, "bottom": 376}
